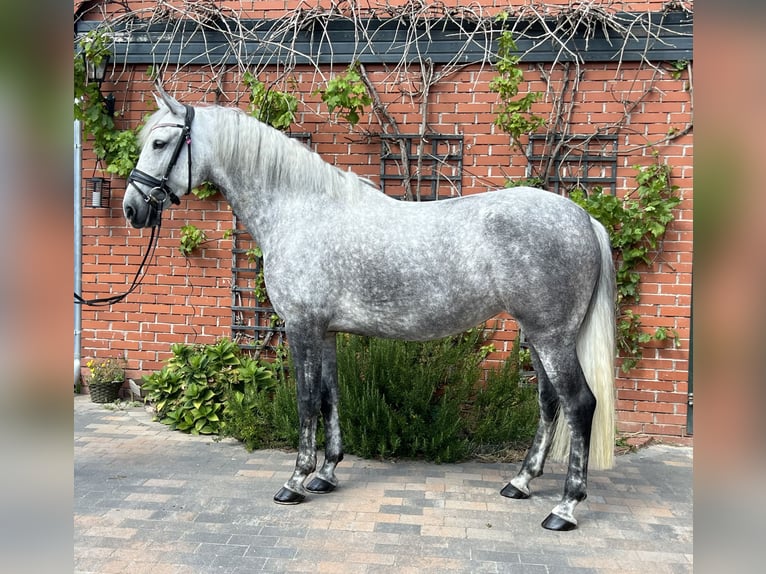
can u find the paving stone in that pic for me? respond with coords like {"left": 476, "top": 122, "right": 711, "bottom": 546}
{"left": 74, "top": 396, "right": 692, "bottom": 573}
{"left": 373, "top": 522, "right": 422, "bottom": 535}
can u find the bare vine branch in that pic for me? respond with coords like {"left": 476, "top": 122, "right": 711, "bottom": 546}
{"left": 79, "top": 0, "right": 692, "bottom": 197}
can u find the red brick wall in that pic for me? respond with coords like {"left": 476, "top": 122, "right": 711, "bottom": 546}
{"left": 92, "top": 1, "right": 679, "bottom": 20}
{"left": 78, "top": 4, "right": 693, "bottom": 444}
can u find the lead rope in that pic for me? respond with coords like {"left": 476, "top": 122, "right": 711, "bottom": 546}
{"left": 74, "top": 221, "right": 161, "bottom": 307}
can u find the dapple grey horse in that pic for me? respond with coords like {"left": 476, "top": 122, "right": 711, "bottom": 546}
{"left": 123, "top": 87, "right": 616, "bottom": 530}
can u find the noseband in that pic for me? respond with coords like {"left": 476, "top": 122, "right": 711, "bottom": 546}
{"left": 126, "top": 104, "right": 195, "bottom": 226}
{"left": 75, "top": 104, "right": 195, "bottom": 307}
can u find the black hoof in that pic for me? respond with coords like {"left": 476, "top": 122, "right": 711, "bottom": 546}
{"left": 305, "top": 477, "right": 336, "bottom": 494}
{"left": 500, "top": 483, "right": 530, "bottom": 499}
{"left": 273, "top": 487, "right": 305, "bottom": 505}
{"left": 541, "top": 513, "right": 577, "bottom": 531}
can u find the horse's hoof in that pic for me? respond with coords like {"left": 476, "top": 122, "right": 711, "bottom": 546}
{"left": 305, "top": 477, "right": 336, "bottom": 494}
{"left": 273, "top": 487, "right": 305, "bottom": 505}
{"left": 500, "top": 483, "right": 530, "bottom": 499}
{"left": 541, "top": 512, "right": 577, "bottom": 531}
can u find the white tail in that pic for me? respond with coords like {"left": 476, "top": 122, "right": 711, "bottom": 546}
{"left": 549, "top": 217, "right": 616, "bottom": 470}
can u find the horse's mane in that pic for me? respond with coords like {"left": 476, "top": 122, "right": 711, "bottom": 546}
{"left": 211, "top": 105, "right": 374, "bottom": 200}
{"left": 140, "top": 103, "right": 375, "bottom": 200}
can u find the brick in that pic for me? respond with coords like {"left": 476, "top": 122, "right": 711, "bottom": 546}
{"left": 644, "top": 424, "right": 685, "bottom": 437}
{"left": 620, "top": 411, "right": 655, "bottom": 424}
{"left": 639, "top": 401, "right": 675, "bottom": 414}
{"left": 616, "top": 399, "right": 636, "bottom": 411}
{"left": 619, "top": 390, "right": 655, "bottom": 402}
{"left": 616, "top": 421, "right": 644, "bottom": 433}
{"left": 655, "top": 413, "right": 688, "bottom": 426}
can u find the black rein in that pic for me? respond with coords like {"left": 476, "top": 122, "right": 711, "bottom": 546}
{"left": 74, "top": 105, "right": 195, "bottom": 307}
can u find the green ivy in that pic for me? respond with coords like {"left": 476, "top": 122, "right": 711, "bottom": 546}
{"left": 178, "top": 224, "right": 207, "bottom": 257}
{"left": 102, "top": 128, "right": 140, "bottom": 178}
{"left": 505, "top": 176, "right": 546, "bottom": 189}
{"left": 245, "top": 246, "right": 262, "bottom": 262}
{"left": 192, "top": 182, "right": 219, "bottom": 200}
{"left": 570, "top": 162, "right": 682, "bottom": 371}
{"left": 489, "top": 23, "right": 545, "bottom": 150}
{"left": 669, "top": 59, "right": 689, "bottom": 80}
{"left": 239, "top": 245, "right": 269, "bottom": 304}
{"left": 243, "top": 71, "right": 298, "bottom": 130}
{"left": 74, "top": 29, "right": 139, "bottom": 178}
{"left": 316, "top": 62, "right": 372, "bottom": 126}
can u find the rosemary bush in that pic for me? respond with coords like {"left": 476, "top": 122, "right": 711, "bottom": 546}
{"left": 335, "top": 330, "right": 538, "bottom": 463}
{"left": 335, "top": 332, "right": 480, "bottom": 462}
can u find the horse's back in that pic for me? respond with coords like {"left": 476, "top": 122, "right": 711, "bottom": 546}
{"left": 269, "top": 186, "right": 601, "bottom": 341}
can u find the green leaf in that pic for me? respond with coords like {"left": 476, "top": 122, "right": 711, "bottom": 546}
{"left": 317, "top": 62, "right": 371, "bottom": 127}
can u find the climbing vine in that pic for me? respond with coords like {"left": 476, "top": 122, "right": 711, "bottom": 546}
{"left": 178, "top": 224, "right": 208, "bottom": 257}
{"left": 74, "top": 29, "right": 139, "bottom": 178}
{"left": 242, "top": 71, "right": 298, "bottom": 131}
{"left": 489, "top": 23, "right": 546, "bottom": 154}
{"left": 571, "top": 161, "right": 681, "bottom": 371}
{"left": 317, "top": 62, "right": 372, "bottom": 126}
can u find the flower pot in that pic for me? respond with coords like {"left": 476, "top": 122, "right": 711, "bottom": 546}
{"left": 89, "top": 381, "right": 123, "bottom": 403}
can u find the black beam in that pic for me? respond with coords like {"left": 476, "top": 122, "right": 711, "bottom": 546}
{"left": 74, "top": 11, "right": 692, "bottom": 67}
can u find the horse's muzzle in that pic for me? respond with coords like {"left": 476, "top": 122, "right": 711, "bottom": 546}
{"left": 123, "top": 204, "right": 150, "bottom": 229}
{"left": 123, "top": 188, "right": 162, "bottom": 228}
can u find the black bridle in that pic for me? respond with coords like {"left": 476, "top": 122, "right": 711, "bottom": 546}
{"left": 126, "top": 104, "right": 195, "bottom": 221}
{"left": 74, "top": 104, "right": 195, "bottom": 307}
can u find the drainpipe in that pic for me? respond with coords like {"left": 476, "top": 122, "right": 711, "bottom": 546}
{"left": 686, "top": 280, "right": 693, "bottom": 435}
{"left": 74, "top": 120, "right": 82, "bottom": 387}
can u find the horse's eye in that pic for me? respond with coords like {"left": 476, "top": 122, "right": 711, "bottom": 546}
{"left": 152, "top": 140, "right": 167, "bottom": 150}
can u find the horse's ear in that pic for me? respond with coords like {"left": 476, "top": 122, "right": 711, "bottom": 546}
{"left": 154, "top": 81, "right": 185, "bottom": 116}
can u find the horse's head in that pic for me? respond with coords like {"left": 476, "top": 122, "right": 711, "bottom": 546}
{"left": 123, "top": 85, "right": 200, "bottom": 228}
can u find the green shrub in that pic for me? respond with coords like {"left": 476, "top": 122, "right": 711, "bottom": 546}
{"left": 141, "top": 339, "right": 288, "bottom": 444}
{"left": 468, "top": 339, "right": 539, "bottom": 457}
{"left": 336, "top": 330, "right": 538, "bottom": 463}
{"left": 141, "top": 332, "right": 540, "bottom": 462}
{"left": 141, "top": 340, "right": 234, "bottom": 435}
{"left": 336, "top": 332, "right": 478, "bottom": 462}
{"left": 219, "top": 355, "right": 279, "bottom": 449}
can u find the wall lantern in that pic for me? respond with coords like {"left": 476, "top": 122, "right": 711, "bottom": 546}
{"left": 85, "top": 177, "right": 111, "bottom": 209}
{"left": 82, "top": 51, "right": 115, "bottom": 117}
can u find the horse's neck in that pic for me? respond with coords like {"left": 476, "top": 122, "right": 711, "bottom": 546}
{"left": 201, "top": 107, "right": 371, "bottom": 246}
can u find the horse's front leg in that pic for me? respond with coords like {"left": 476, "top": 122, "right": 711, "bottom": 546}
{"left": 273, "top": 324, "right": 325, "bottom": 505}
{"left": 306, "top": 332, "right": 344, "bottom": 494}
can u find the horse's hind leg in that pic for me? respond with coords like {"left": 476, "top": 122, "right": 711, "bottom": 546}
{"left": 501, "top": 345, "right": 558, "bottom": 500}
{"left": 535, "top": 341, "right": 596, "bottom": 531}
{"left": 306, "top": 333, "right": 344, "bottom": 494}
